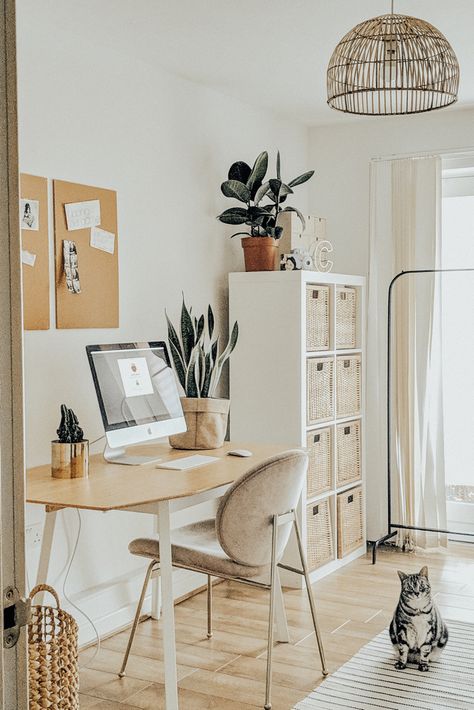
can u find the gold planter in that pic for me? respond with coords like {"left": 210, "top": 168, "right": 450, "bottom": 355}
{"left": 51, "top": 440, "right": 89, "bottom": 479}
{"left": 169, "top": 398, "right": 230, "bottom": 450}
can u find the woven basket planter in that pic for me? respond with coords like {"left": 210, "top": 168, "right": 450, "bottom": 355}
{"left": 169, "top": 397, "right": 230, "bottom": 450}
{"left": 28, "top": 584, "right": 79, "bottom": 710}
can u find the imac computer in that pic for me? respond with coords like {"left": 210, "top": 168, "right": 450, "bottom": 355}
{"left": 86, "top": 341, "right": 186, "bottom": 465}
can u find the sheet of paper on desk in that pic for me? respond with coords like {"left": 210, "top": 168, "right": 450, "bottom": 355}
{"left": 65, "top": 199, "right": 101, "bottom": 231}
{"left": 156, "top": 455, "right": 219, "bottom": 471}
{"left": 90, "top": 226, "right": 115, "bottom": 254}
{"left": 21, "top": 249, "right": 36, "bottom": 267}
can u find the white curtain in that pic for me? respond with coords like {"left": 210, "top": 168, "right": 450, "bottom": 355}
{"left": 367, "top": 155, "right": 447, "bottom": 550}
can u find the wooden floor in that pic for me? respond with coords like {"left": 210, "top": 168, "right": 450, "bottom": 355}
{"left": 78, "top": 543, "right": 474, "bottom": 709}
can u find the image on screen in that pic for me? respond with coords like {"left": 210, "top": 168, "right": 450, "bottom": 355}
{"left": 88, "top": 343, "right": 182, "bottom": 431}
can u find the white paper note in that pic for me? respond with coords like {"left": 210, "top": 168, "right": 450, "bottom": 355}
{"left": 118, "top": 357, "right": 154, "bottom": 398}
{"left": 65, "top": 199, "right": 101, "bottom": 231}
{"left": 21, "top": 249, "right": 37, "bottom": 267}
{"left": 90, "top": 226, "right": 115, "bottom": 254}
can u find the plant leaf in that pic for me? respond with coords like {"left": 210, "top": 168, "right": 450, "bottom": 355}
{"left": 246, "top": 151, "right": 268, "bottom": 197}
{"left": 288, "top": 170, "right": 315, "bottom": 188}
{"left": 208, "top": 322, "right": 239, "bottom": 397}
{"left": 201, "top": 352, "right": 212, "bottom": 397}
{"left": 217, "top": 207, "right": 248, "bottom": 225}
{"left": 166, "top": 312, "right": 183, "bottom": 361}
{"left": 280, "top": 205, "right": 306, "bottom": 231}
{"left": 280, "top": 183, "right": 293, "bottom": 197}
{"left": 196, "top": 314, "right": 205, "bottom": 342}
{"left": 168, "top": 339, "right": 186, "bottom": 390}
{"left": 230, "top": 231, "right": 251, "bottom": 238}
{"left": 207, "top": 305, "right": 214, "bottom": 339}
{"left": 228, "top": 161, "right": 251, "bottom": 183}
{"left": 254, "top": 180, "right": 270, "bottom": 205}
{"left": 181, "top": 298, "right": 195, "bottom": 365}
{"left": 221, "top": 180, "right": 251, "bottom": 203}
{"left": 185, "top": 345, "right": 200, "bottom": 397}
{"left": 269, "top": 179, "right": 282, "bottom": 198}
{"left": 276, "top": 151, "right": 281, "bottom": 180}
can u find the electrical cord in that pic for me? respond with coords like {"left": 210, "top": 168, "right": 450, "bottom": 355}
{"left": 62, "top": 509, "right": 101, "bottom": 668}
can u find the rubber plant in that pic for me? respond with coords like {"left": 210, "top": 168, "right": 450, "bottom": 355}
{"left": 166, "top": 299, "right": 239, "bottom": 398}
{"left": 216, "top": 150, "right": 315, "bottom": 239}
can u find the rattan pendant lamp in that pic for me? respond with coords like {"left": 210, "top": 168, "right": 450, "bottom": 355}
{"left": 327, "top": 1, "right": 459, "bottom": 116}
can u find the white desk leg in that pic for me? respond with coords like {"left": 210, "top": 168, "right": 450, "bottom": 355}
{"left": 151, "top": 510, "right": 161, "bottom": 620}
{"left": 275, "top": 568, "right": 290, "bottom": 643}
{"left": 158, "top": 500, "right": 178, "bottom": 710}
{"left": 35, "top": 510, "right": 58, "bottom": 604}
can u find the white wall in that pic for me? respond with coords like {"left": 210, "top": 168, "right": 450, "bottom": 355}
{"left": 17, "top": 2, "right": 310, "bottom": 643}
{"left": 309, "top": 107, "right": 474, "bottom": 539}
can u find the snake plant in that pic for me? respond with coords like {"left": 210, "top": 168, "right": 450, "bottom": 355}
{"left": 166, "top": 299, "right": 239, "bottom": 398}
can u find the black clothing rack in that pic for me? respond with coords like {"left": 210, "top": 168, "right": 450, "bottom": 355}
{"left": 368, "top": 267, "right": 474, "bottom": 564}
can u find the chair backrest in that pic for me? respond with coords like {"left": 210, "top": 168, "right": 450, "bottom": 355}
{"left": 215, "top": 450, "right": 308, "bottom": 567}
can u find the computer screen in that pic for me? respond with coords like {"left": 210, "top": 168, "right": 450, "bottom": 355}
{"left": 86, "top": 342, "right": 186, "bottom": 465}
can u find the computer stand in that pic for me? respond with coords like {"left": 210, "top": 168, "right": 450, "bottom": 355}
{"left": 103, "top": 442, "right": 163, "bottom": 466}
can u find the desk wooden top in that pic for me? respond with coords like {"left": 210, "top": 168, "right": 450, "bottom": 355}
{"left": 26, "top": 442, "right": 290, "bottom": 512}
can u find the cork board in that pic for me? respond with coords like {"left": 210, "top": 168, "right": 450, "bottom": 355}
{"left": 53, "top": 180, "right": 119, "bottom": 329}
{"left": 20, "top": 174, "right": 50, "bottom": 330}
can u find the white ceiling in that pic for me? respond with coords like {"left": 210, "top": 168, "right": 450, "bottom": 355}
{"left": 26, "top": 0, "right": 474, "bottom": 126}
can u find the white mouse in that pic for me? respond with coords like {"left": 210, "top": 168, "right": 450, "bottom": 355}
{"left": 227, "top": 449, "right": 253, "bottom": 457}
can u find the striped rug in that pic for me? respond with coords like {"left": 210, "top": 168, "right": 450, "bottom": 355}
{"left": 294, "top": 619, "right": 474, "bottom": 709}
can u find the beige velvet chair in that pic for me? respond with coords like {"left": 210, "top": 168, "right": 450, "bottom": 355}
{"left": 120, "top": 450, "right": 328, "bottom": 710}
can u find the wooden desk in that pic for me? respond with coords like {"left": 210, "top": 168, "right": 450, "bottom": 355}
{"left": 27, "top": 441, "right": 289, "bottom": 710}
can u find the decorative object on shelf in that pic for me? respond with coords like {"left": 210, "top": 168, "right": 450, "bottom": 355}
{"left": 280, "top": 249, "right": 313, "bottom": 271}
{"left": 166, "top": 298, "right": 238, "bottom": 449}
{"left": 217, "top": 150, "right": 314, "bottom": 272}
{"left": 28, "top": 584, "right": 79, "bottom": 710}
{"left": 311, "top": 239, "right": 333, "bottom": 272}
{"left": 51, "top": 404, "right": 89, "bottom": 479}
{"left": 327, "top": 3, "right": 459, "bottom": 116}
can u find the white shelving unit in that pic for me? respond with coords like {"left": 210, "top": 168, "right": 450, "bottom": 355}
{"left": 229, "top": 270, "right": 366, "bottom": 586}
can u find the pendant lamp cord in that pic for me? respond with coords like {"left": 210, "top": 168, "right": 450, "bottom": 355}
{"left": 391, "top": 0, "right": 394, "bottom": 12}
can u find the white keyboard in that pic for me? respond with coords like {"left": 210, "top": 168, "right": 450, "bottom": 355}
{"left": 156, "top": 455, "right": 219, "bottom": 471}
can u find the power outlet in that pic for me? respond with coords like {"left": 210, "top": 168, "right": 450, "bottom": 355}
{"left": 25, "top": 523, "right": 42, "bottom": 549}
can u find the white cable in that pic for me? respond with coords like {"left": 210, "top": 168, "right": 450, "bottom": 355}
{"left": 62, "top": 509, "right": 101, "bottom": 668}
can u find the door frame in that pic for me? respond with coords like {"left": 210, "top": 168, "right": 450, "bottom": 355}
{"left": 0, "top": 0, "right": 28, "bottom": 707}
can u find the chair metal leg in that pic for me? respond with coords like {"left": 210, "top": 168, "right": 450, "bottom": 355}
{"left": 293, "top": 516, "right": 328, "bottom": 677}
{"left": 264, "top": 515, "right": 278, "bottom": 710}
{"left": 206, "top": 574, "right": 213, "bottom": 638}
{"left": 119, "top": 560, "right": 157, "bottom": 678}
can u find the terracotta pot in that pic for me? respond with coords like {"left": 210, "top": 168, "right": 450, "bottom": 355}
{"left": 241, "top": 236, "right": 278, "bottom": 272}
{"left": 51, "top": 440, "right": 89, "bottom": 479}
{"left": 169, "top": 398, "right": 230, "bottom": 450}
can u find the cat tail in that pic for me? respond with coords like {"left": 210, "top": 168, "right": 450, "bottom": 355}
{"left": 437, "top": 623, "right": 449, "bottom": 649}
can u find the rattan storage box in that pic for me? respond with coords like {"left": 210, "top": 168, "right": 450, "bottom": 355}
{"left": 306, "top": 285, "right": 330, "bottom": 351}
{"left": 336, "top": 354, "right": 361, "bottom": 418}
{"left": 306, "top": 498, "right": 334, "bottom": 571}
{"left": 306, "top": 427, "right": 332, "bottom": 498}
{"left": 335, "top": 286, "right": 357, "bottom": 349}
{"left": 307, "top": 357, "right": 334, "bottom": 424}
{"left": 336, "top": 420, "right": 361, "bottom": 487}
{"left": 337, "top": 486, "right": 364, "bottom": 558}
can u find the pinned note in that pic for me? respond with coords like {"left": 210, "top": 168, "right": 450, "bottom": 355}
{"left": 90, "top": 226, "right": 115, "bottom": 254}
{"left": 21, "top": 249, "right": 37, "bottom": 267}
{"left": 65, "top": 199, "right": 101, "bottom": 231}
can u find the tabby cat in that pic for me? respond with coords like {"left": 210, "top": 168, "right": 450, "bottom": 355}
{"left": 389, "top": 566, "right": 448, "bottom": 672}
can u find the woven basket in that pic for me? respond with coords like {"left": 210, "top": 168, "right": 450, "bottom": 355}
{"left": 337, "top": 486, "right": 364, "bottom": 558}
{"left": 335, "top": 286, "right": 357, "bottom": 349}
{"left": 306, "top": 427, "right": 333, "bottom": 498}
{"left": 306, "top": 499, "right": 334, "bottom": 571}
{"left": 28, "top": 584, "right": 79, "bottom": 710}
{"left": 306, "top": 285, "right": 330, "bottom": 351}
{"left": 336, "top": 420, "right": 362, "bottom": 487}
{"left": 307, "top": 357, "right": 334, "bottom": 425}
{"left": 336, "top": 355, "right": 361, "bottom": 418}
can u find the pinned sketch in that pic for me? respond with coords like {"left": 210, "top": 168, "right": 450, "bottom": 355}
{"left": 20, "top": 199, "right": 39, "bottom": 230}
{"left": 63, "top": 240, "right": 81, "bottom": 294}
{"left": 65, "top": 199, "right": 100, "bottom": 231}
{"left": 90, "top": 226, "right": 115, "bottom": 254}
{"left": 21, "top": 249, "right": 37, "bottom": 267}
